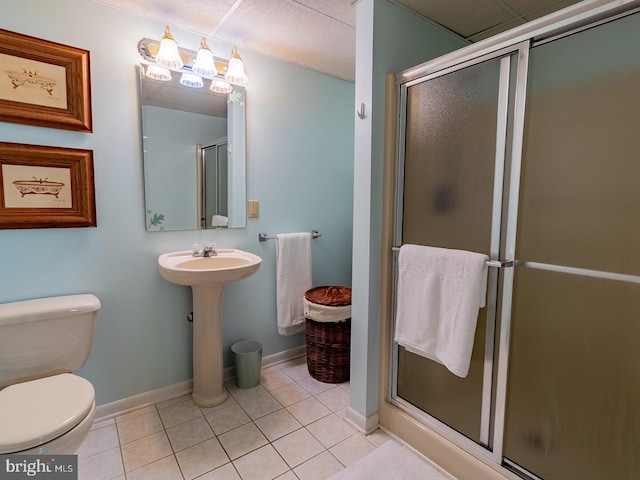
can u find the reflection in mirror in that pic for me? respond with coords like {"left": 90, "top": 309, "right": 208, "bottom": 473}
{"left": 199, "top": 141, "right": 229, "bottom": 228}
{"left": 140, "top": 67, "right": 246, "bottom": 231}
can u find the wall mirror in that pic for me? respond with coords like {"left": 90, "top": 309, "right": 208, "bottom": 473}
{"left": 140, "top": 67, "right": 247, "bottom": 231}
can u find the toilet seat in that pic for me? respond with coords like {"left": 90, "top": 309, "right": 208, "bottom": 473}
{"left": 0, "top": 373, "right": 95, "bottom": 454}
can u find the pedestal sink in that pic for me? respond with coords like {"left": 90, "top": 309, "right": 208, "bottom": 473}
{"left": 158, "top": 249, "right": 262, "bottom": 407}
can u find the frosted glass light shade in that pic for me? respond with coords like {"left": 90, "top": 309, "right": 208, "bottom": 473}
{"left": 179, "top": 72, "right": 203, "bottom": 88}
{"left": 209, "top": 78, "right": 233, "bottom": 94}
{"left": 155, "top": 26, "right": 183, "bottom": 69}
{"left": 224, "top": 47, "right": 248, "bottom": 85}
{"left": 192, "top": 38, "right": 217, "bottom": 78}
{"left": 145, "top": 64, "right": 171, "bottom": 81}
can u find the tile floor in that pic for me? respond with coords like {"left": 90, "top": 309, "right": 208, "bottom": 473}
{"left": 75, "top": 357, "right": 393, "bottom": 480}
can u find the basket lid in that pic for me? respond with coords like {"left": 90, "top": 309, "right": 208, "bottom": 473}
{"left": 304, "top": 286, "right": 352, "bottom": 306}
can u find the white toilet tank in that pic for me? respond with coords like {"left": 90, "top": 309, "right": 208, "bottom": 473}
{"left": 0, "top": 294, "right": 101, "bottom": 386}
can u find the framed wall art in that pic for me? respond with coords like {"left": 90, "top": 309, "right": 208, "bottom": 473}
{"left": 0, "top": 142, "right": 96, "bottom": 229}
{"left": 0, "top": 29, "right": 92, "bottom": 132}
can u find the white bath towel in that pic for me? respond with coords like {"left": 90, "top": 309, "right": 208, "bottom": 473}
{"left": 276, "top": 232, "right": 312, "bottom": 335}
{"left": 394, "top": 244, "right": 488, "bottom": 378}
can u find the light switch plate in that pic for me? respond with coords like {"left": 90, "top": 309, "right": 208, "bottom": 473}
{"left": 248, "top": 200, "right": 259, "bottom": 218}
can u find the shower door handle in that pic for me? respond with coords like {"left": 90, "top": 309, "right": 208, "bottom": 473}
{"left": 486, "top": 259, "right": 514, "bottom": 268}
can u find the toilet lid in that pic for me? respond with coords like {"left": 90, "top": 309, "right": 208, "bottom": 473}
{"left": 0, "top": 373, "right": 95, "bottom": 453}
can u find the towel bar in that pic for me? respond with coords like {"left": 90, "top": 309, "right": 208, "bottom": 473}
{"left": 258, "top": 230, "right": 321, "bottom": 242}
{"left": 391, "top": 246, "right": 514, "bottom": 268}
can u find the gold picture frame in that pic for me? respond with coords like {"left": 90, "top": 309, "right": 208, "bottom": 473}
{"left": 0, "top": 142, "right": 96, "bottom": 229}
{"left": 0, "top": 29, "right": 92, "bottom": 132}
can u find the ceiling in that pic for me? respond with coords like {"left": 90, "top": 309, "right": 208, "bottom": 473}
{"left": 95, "top": 0, "right": 583, "bottom": 82}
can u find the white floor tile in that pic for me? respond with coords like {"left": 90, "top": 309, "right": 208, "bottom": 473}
{"left": 227, "top": 384, "right": 267, "bottom": 402}
{"left": 315, "top": 387, "right": 350, "bottom": 412}
{"left": 281, "top": 363, "right": 310, "bottom": 382}
{"left": 90, "top": 417, "right": 115, "bottom": 431}
{"left": 117, "top": 410, "right": 164, "bottom": 445}
{"left": 293, "top": 450, "right": 345, "bottom": 480}
{"left": 75, "top": 424, "right": 119, "bottom": 459}
{"left": 286, "top": 396, "right": 331, "bottom": 426}
{"left": 121, "top": 431, "right": 173, "bottom": 472}
{"left": 270, "top": 383, "right": 311, "bottom": 407}
{"left": 217, "top": 422, "right": 269, "bottom": 460}
{"left": 296, "top": 377, "right": 336, "bottom": 396}
{"left": 115, "top": 405, "right": 157, "bottom": 423}
{"left": 272, "top": 428, "right": 325, "bottom": 468}
{"left": 205, "top": 403, "right": 251, "bottom": 435}
{"left": 261, "top": 367, "right": 295, "bottom": 391}
{"left": 275, "top": 472, "right": 298, "bottom": 480}
{"left": 198, "top": 392, "right": 238, "bottom": 416}
{"left": 126, "top": 455, "right": 183, "bottom": 480}
{"left": 233, "top": 444, "right": 290, "bottom": 480}
{"left": 166, "top": 416, "right": 215, "bottom": 452}
{"left": 74, "top": 356, "right": 447, "bottom": 480}
{"left": 175, "top": 437, "right": 229, "bottom": 480}
{"left": 195, "top": 462, "right": 241, "bottom": 480}
{"left": 329, "top": 434, "right": 376, "bottom": 467}
{"left": 238, "top": 391, "right": 284, "bottom": 420}
{"left": 77, "top": 446, "right": 124, "bottom": 480}
{"left": 255, "top": 409, "right": 303, "bottom": 442}
{"left": 158, "top": 398, "right": 203, "bottom": 429}
{"left": 306, "top": 414, "right": 355, "bottom": 448}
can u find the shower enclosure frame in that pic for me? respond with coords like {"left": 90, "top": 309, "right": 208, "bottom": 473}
{"left": 380, "top": 1, "right": 640, "bottom": 479}
{"left": 391, "top": 39, "right": 529, "bottom": 469}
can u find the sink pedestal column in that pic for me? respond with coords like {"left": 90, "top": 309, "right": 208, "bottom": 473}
{"left": 191, "top": 284, "right": 228, "bottom": 408}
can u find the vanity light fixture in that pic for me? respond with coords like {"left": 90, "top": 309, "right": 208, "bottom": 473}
{"left": 155, "top": 27, "right": 183, "bottom": 69}
{"left": 138, "top": 27, "right": 248, "bottom": 96}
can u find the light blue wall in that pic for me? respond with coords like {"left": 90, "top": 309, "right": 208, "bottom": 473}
{"left": 0, "top": 0, "right": 354, "bottom": 405}
{"left": 350, "top": 0, "right": 467, "bottom": 418}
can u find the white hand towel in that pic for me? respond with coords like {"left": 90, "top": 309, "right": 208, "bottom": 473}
{"left": 211, "top": 215, "right": 228, "bottom": 227}
{"left": 394, "top": 244, "right": 488, "bottom": 378}
{"left": 276, "top": 232, "right": 312, "bottom": 335}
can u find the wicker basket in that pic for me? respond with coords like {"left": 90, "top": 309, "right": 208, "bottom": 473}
{"left": 304, "top": 286, "right": 351, "bottom": 384}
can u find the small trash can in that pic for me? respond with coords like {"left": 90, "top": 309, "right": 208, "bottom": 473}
{"left": 232, "top": 340, "right": 263, "bottom": 389}
{"left": 304, "top": 286, "right": 352, "bottom": 384}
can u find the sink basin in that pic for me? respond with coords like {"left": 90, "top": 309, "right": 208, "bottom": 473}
{"left": 157, "top": 248, "right": 262, "bottom": 408}
{"left": 158, "top": 249, "right": 262, "bottom": 286}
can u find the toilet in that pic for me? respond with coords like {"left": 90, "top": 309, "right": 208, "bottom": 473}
{"left": 0, "top": 294, "right": 100, "bottom": 455}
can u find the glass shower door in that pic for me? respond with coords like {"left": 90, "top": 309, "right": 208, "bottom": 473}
{"left": 503, "top": 12, "right": 640, "bottom": 479}
{"left": 202, "top": 142, "right": 228, "bottom": 227}
{"left": 394, "top": 47, "right": 524, "bottom": 447}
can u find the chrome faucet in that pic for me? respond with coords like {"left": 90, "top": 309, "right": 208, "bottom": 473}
{"left": 192, "top": 243, "right": 218, "bottom": 257}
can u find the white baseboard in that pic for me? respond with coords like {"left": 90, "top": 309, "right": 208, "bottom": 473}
{"left": 262, "top": 345, "right": 306, "bottom": 369}
{"left": 94, "top": 345, "right": 306, "bottom": 423}
{"left": 94, "top": 379, "right": 193, "bottom": 421}
{"left": 345, "top": 406, "right": 379, "bottom": 434}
